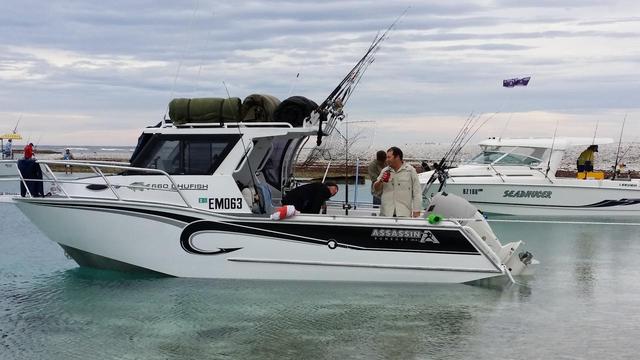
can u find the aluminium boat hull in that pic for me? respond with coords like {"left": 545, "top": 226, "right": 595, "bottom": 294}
{"left": 14, "top": 197, "right": 515, "bottom": 283}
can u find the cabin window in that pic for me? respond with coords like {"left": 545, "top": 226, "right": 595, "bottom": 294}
{"left": 131, "top": 134, "right": 241, "bottom": 175}
{"left": 469, "top": 146, "right": 549, "bottom": 167}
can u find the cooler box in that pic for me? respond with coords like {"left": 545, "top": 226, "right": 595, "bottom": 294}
{"left": 577, "top": 171, "right": 605, "bottom": 180}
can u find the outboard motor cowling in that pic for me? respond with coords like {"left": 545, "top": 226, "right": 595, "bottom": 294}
{"left": 425, "top": 192, "right": 522, "bottom": 266}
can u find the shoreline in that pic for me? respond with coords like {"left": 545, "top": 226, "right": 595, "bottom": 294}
{"left": 21, "top": 158, "right": 639, "bottom": 180}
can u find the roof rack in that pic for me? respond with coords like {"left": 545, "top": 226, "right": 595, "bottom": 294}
{"left": 171, "top": 121, "right": 294, "bottom": 129}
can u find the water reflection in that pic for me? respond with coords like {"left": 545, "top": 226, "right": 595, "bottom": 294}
{"left": 573, "top": 230, "right": 599, "bottom": 298}
{"left": 6, "top": 204, "right": 640, "bottom": 358}
{"left": 3, "top": 270, "right": 513, "bottom": 360}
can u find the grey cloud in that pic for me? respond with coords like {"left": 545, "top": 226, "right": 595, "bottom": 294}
{"left": 1, "top": 0, "right": 640, "bottom": 144}
{"left": 493, "top": 0, "right": 619, "bottom": 8}
{"left": 577, "top": 17, "right": 640, "bottom": 26}
{"left": 428, "top": 43, "right": 534, "bottom": 51}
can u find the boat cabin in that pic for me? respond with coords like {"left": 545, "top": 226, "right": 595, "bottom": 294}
{"left": 468, "top": 137, "right": 614, "bottom": 175}
{"left": 65, "top": 94, "right": 327, "bottom": 215}
{"left": 125, "top": 121, "right": 318, "bottom": 213}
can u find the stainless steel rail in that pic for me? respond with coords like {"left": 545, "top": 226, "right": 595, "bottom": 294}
{"left": 1, "top": 159, "right": 193, "bottom": 208}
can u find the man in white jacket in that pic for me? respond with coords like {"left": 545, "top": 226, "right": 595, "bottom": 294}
{"left": 373, "top": 146, "right": 422, "bottom": 217}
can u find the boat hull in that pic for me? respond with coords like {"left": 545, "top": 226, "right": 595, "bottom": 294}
{"left": 431, "top": 180, "right": 640, "bottom": 218}
{"left": 0, "top": 161, "right": 17, "bottom": 178}
{"left": 14, "top": 198, "right": 513, "bottom": 283}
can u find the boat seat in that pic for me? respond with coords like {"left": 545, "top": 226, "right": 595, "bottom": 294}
{"left": 255, "top": 182, "right": 275, "bottom": 214}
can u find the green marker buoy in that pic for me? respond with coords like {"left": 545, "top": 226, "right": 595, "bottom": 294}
{"left": 427, "top": 213, "right": 443, "bottom": 224}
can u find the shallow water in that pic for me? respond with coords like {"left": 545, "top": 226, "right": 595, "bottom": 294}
{"left": 2, "top": 181, "right": 640, "bottom": 359}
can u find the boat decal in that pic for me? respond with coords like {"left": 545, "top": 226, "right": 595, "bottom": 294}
{"left": 20, "top": 200, "right": 480, "bottom": 255}
{"left": 178, "top": 220, "right": 480, "bottom": 255}
{"left": 128, "top": 182, "right": 209, "bottom": 191}
{"left": 207, "top": 197, "right": 243, "bottom": 210}
{"left": 502, "top": 190, "right": 552, "bottom": 198}
{"left": 472, "top": 198, "right": 640, "bottom": 208}
{"left": 20, "top": 201, "right": 201, "bottom": 223}
{"left": 463, "top": 188, "right": 483, "bottom": 195}
{"left": 582, "top": 198, "right": 640, "bottom": 208}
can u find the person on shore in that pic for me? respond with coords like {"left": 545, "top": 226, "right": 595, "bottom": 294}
{"left": 282, "top": 182, "right": 339, "bottom": 214}
{"left": 63, "top": 148, "right": 74, "bottom": 174}
{"left": 367, "top": 150, "right": 386, "bottom": 205}
{"left": 2, "top": 139, "right": 12, "bottom": 159}
{"left": 577, "top": 145, "right": 597, "bottom": 173}
{"left": 23, "top": 143, "right": 34, "bottom": 160}
{"left": 373, "top": 147, "right": 422, "bottom": 218}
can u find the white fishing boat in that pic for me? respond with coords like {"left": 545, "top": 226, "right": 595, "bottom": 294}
{"left": 419, "top": 137, "right": 640, "bottom": 218}
{"left": 6, "top": 115, "right": 536, "bottom": 283}
{"left": 3, "top": 22, "right": 536, "bottom": 284}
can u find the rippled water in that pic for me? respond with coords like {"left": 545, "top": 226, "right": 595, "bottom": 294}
{"left": 2, "top": 183, "right": 640, "bottom": 359}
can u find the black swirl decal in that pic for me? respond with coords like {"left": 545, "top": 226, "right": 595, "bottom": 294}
{"left": 180, "top": 221, "right": 243, "bottom": 255}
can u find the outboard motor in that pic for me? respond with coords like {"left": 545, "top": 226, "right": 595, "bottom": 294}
{"left": 425, "top": 192, "right": 495, "bottom": 244}
{"left": 425, "top": 192, "right": 535, "bottom": 275}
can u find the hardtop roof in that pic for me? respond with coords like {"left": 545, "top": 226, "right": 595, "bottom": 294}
{"left": 478, "top": 137, "right": 614, "bottom": 150}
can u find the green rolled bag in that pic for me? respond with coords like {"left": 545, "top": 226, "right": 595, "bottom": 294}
{"left": 241, "top": 94, "right": 281, "bottom": 122}
{"left": 169, "top": 97, "right": 243, "bottom": 124}
{"left": 168, "top": 94, "right": 282, "bottom": 124}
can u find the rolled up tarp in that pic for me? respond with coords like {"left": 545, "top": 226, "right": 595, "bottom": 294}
{"left": 169, "top": 97, "right": 242, "bottom": 124}
{"left": 241, "top": 94, "right": 281, "bottom": 122}
{"left": 273, "top": 96, "right": 318, "bottom": 127}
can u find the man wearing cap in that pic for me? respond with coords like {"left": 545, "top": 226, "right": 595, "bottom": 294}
{"left": 577, "top": 144, "right": 598, "bottom": 173}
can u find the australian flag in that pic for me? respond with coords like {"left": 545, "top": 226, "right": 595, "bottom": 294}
{"left": 503, "top": 76, "right": 531, "bottom": 88}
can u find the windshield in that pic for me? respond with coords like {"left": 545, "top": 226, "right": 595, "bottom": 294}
{"left": 468, "top": 146, "right": 549, "bottom": 166}
{"left": 130, "top": 134, "right": 241, "bottom": 175}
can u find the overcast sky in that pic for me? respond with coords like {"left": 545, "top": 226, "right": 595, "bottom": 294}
{"left": 1, "top": 0, "right": 640, "bottom": 146}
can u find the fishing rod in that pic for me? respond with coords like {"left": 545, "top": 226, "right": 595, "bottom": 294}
{"left": 313, "top": 8, "right": 408, "bottom": 146}
{"left": 451, "top": 111, "right": 500, "bottom": 165}
{"left": 440, "top": 114, "right": 479, "bottom": 172}
{"left": 545, "top": 119, "right": 559, "bottom": 180}
{"left": 344, "top": 116, "right": 351, "bottom": 214}
{"left": 438, "top": 112, "right": 495, "bottom": 191}
{"left": 612, "top": 114, "right": 627, "bottom": 180}
{"left": 423, "top": 112, "right": 479, "bottom": 194}
{"left": 423, "top": 108, "right": 497, "bottom": 195}
{"left": 591, "top": 119, "right": 599, "bottom": 145}
{"left": 301, "top": 9, "right": 407, "bottom": 169}
{"left": 326, "top": 120, "right": 375, "bottom": 215}
{"left": 223, "top": 81, "right": 262, "bottom": 212}
{"left": 616, "top": 135, "right": 638, "bottom": 166}
{"left": 435, "top": 112, "right": 477, "bottom": 170}
{"left": 12, "top": 115, "right": 21, "bottom": 134}
{"left": 498, "top": 113, "right": 512, "bottom": 140}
